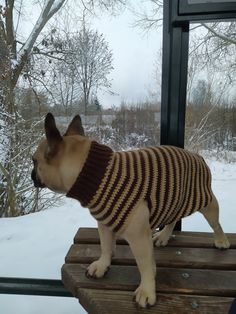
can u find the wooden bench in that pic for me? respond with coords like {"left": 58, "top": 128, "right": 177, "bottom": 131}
{"left": 62, "top": 228, "right": 236, "bottom": 314}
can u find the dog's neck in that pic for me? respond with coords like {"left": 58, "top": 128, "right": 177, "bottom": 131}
{"left": 66, "top": 141, "right": 113, "bottom": 206}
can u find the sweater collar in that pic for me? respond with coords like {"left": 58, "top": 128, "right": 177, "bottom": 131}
{"left": 66, "top": 141, "right": 113, "bottom": 206}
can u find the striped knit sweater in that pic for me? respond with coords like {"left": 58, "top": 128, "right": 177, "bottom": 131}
{"left": 67, "top": 141, "right": 213, "bottom": 233}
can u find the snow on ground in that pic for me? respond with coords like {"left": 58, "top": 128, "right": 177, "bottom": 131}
{"left": 183, "top": 158, "right": 236, "bottom": 232}
{"left": 0, "top": 201, "right": 97, "bottom": 314}
{"left": 0, "top": 158, "right": 235, "bottom": 314}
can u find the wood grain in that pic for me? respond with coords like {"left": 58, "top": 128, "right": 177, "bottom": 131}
{"left": 65, "top": 243, "right": 236, "bottom": 270}
{"left": 78, "top": 289, "right": 234, "bottom": 314}
{"left": 62, "top": 263, "right": 236, "bottom": 298}
{"left": 74, "top": 227, "right": 236, "bottom": 248}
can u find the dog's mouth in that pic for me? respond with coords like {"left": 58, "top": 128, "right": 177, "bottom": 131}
{"left": 31, "top": 170, "right": 46, "bottom": 188}
{"left": 33, "top": 180, "right": 46, "bottom": 188}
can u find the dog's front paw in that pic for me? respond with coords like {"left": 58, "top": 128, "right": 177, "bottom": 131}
{"left": 86, "top": 260, "right": 110, "bottom": 279}
{"left": 214, "top": 234, "right": 230, "bottom": 250}
{"left": 134, "top": 284, "right": 156, "bottom": 308}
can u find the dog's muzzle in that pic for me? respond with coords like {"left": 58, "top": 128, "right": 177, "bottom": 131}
{"left": 31, "top": 169, "right": 46, "bottom": 188}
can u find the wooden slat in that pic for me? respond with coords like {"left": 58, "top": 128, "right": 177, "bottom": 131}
{"left": 78, "top": 289, "right": 234, "bottom": 314}
{"left": 61, "top": 264, "right": 236, "bottom": 298}
{"left": 74, "top": 228, "right": 236, "bottom": 248}
{"left": 65, "top": 243, "right": 236, "bottom": 270}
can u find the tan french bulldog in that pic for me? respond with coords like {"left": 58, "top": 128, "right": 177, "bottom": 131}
{"left": 32, "top": 113, "right": 230, "bottom": 308}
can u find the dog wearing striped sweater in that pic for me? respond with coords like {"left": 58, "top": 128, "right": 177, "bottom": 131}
{"left": 32, "top": 114, "right": 230, "bottom": 308}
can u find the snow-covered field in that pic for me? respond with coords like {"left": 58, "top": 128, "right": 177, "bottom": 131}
{"left": 0, "top": 158, "right": 235, "bottom": 314}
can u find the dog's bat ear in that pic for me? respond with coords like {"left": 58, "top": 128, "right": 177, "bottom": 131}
{"left": 64, "top": 114, "right": 85, "bottom": 136}
{"left": 44, "top": 113, "right": 62, "bottom": 157}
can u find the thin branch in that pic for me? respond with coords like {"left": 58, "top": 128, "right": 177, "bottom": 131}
{"left": 202, "top": 23, "right": 236, "bottom": 46}
{"left": 33, "top": 50, "right": 64, "bottom": 61}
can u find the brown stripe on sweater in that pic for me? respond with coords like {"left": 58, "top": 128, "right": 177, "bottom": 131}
{"left": 190, "top": 154, "right": 200, "bottom": 213}
{"left": 168, "top": 149, "right": 193, "bottom": 224}
{"left": 113, "top": 150, "right": 147, "bottom": 232}
{"left": 102, "top": 150, "right": 137, "bottom": 226}
{"left": 181, "top": 150, "right": 195, "bottom": 213}
{"left": 150, "top": 147, "right": 168, "bottom": 229}
{"left": 205, "top": 161, "right": 213, "bottom": 206}
{"left": 148, "top": 148, "right": 159, "bottom": 220}
{"left": 156, "top": 147, "right": 175, "bottom": 227}
{"left": 163, "top": 147, "right": 185, "bottom": 225}
{"left": 145, "top": 148, "right": 159, "bottom": 225}
{"left": 197, "top": 155, "right": 204, "bottom": 211}
{"left": 91, "top": 153, "right": 122, "bottom": 216}
{"left": 181, "top": 152, "right": 197, "bottom": 218}
{"left": 150, "top": 147, "right": 166, "bottom": 229}
{"left": 162, "top": 146, "right": 182, "bottom": 225}
{"left": 160, "top": 147, "right": 180, "bottom": 226}
{"left": 164, "top": 147, "right": 181, "bottom": 222}
{"left": 202, "top": 158, "right": 211, "bottom": 207}
{"left": 169, "top": 147, "right": 185, "bottom": 210}
{"left": 107, "top": 150, "right": 139, "bottom": 230}
{"left": 109, "top": 151, "right": 136, "bottom": 226}
{"left": 97, "top": 151, "right": 130, "bottom": 223}
{"left": 144, "top": 149, "right": 154, "bottom": 212}
{"left": 185, "top": 153, "right": 198, "bottom": 216}
{"left": 111, "top": 150, "right": 142, "bottom": 230}
{"left": 149, "top": 147, "right": 162, "bottom": 228}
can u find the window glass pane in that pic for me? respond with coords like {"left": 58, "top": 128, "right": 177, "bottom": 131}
{"left": 183, "top": 21, "right": 236, "bottom": 232}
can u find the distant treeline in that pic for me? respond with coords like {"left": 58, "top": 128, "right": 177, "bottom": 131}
{"left": 16, "top": 87, "right": 236, "bottom": 152}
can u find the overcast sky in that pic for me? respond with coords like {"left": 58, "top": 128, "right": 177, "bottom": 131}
{"left": 91, "top": 8, "right": 162, "bottom": 107}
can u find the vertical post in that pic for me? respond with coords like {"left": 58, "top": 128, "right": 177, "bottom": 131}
{"left": 160, "top": 0, "right": 190, "bottom": 231}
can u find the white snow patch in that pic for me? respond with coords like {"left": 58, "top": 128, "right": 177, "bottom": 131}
{"left": 11, "top": 59, "right": 19, "bottom": 70}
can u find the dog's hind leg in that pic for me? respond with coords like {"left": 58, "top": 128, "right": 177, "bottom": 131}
{"left": 153, "top": 221, "right": 176, "bottom": 247}
{"left": 200, "top": 193, "right": 230, "bottom": 249}
{"left": 86, "top": 222, "right": 116, "bottom": 278}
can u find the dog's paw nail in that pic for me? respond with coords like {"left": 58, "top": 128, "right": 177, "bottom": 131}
{"left": 104, "top": 266, "right": 110, "bottom": 276}
{"left": 85, "top": 270, "right": 96, "bottom": 279}
{"left": 85, "top": 270, "right": 90, "bottom": 278}
{"left": 134, "top": 301, "right": 143, "bottom": 310}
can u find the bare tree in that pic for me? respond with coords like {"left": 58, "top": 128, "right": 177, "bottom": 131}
{"left": 0, "top": 0, "right": 66, "bottom": 216}
{"left": 64, "top": 22, "right": 113, "bottom": 114}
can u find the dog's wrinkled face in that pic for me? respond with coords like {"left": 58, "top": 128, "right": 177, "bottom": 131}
{"left": 31, "top": 113, "right": 89, "bottom": 194}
